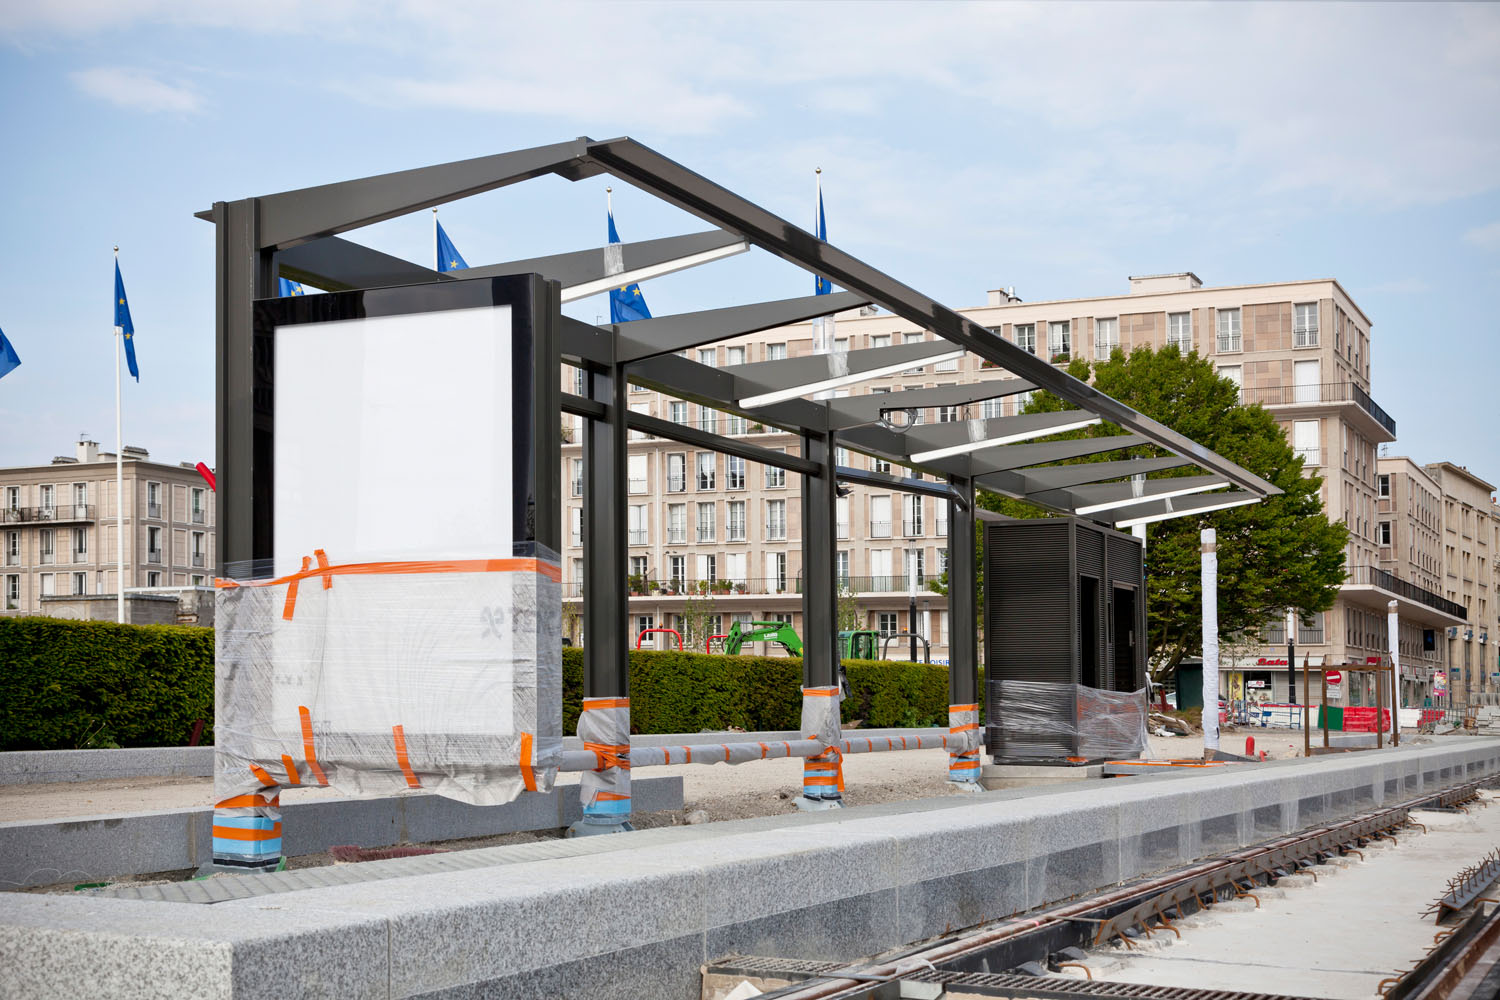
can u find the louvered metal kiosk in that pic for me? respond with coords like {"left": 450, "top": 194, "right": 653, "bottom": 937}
{"left": 984, "top": 517, "right": 1148, "bottom": 763}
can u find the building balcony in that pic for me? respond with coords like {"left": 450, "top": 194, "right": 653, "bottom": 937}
{"left": 1343, "top": 564, "right": 1467, "bottom": 621}
{"left": 191, "top": 510, "right": 205, "bottom": 525}
{"left": 902, "top": 519, "right": 925, "bottom": 537}
{"left": 1, "top": 505, "right": 96, "bottom": 524}
{"left": 1239, "top": 381, "right": 1396, "bottom": 439}
{"left": 628, "top": 530, "right": 648, "bottom": 545}
{"left": 192, "top": 553, "right": 205, "bottom": 568}
{"left": 147, "top": 502, "right": 163, "bottom": 519}
{"left": 147, "top": 551, "right": 163, "bottom": 565}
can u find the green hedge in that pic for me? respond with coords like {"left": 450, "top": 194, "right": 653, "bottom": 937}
{"left": 0, "top": 619, "right": 958, "bottom": 751}
{"left": 563, "top": 647, "right": 954, "bottom": 735}
{"left": 0, "top": 617, "right": 214, "bottom": 751}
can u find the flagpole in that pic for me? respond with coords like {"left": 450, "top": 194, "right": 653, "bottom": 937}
{"left": 432, "top": 208, "right": 438, "bottom": 272}
{"left": 114, "top": 246, "right": 125, "bottom": 625}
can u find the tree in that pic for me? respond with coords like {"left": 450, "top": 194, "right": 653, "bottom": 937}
{"left": 680, "top": 583, "right": 719, "bottom": 652}
{"left": 836, "top": 585, "right": 864, "bottom": 634}
{"left": 980, "top": 345, "right": 1347, "bottom": 685}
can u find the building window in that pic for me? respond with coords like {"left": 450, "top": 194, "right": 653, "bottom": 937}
{"left": 572, "top": 366, "right": 587, "bottom": 395}
{"left": 191, "top": 531, "right": 206, "bottom": 568}
{"left": 39, "top": 484, "right": 55, "bottom": 514}
{"left": 1377, "top": 474, "right": 1390, "bottom": 498}
{"left": 4, "top": 573, "right": 18, "bottom": 607}
{"left": 1297, "top": 612, "right": 1325, "bottom": 645}
{"left": 873, "top": 457, "right": 892, "bottom": 475}
{"left": 878, "top": 612, "right": 898, "bottom": 635}
{"left": 1293, "top": 420, "right": 1320, "bottom": 466}
{"left": 73, "top": 527, "right": 87, "bottom": 563}
{"left": 1094, "top": 317, "right": 1118, "bottom": 360}
{"left": 1047, "top": 321, "right": 1071, "bottom": 360}
{"left": 765, "top": 452, "right": 786, "bottom": 489}
{"left": 634, "top": 614, "right": 656, "bottom": 642}
{"left": 766, "top": 343, "right": 787, "bottom": 361}
{"left": 627, "top": 454, "right": 648, "bottom": 494}
{"left": 191, "top": 575, "right": 205, "bottom": 587}
{"left": 1293, "top": 303, "right": 1319, "bottom": 347}
{"left": 1216, "top": 308, "right": 1242, "bottom": 352}
{"left": 980, "top": 395, "right": 1004, "bottom": 419}
{"left": 669, "top": 401, "right": 688, "bottom": 425}
{"left": 1219, "top": 365, "right": 1243, "bottom": 402}
{"left": 765, "top": 499, "right": 787, "bottom": 540}
{"left": 870, "top": 334, "right": 891, "bottom": 350}
{"left": 191, "top": 487, "right": 206, "bottom": 524}
{"left": 1014, "top": 324, "right": 1036, "bottom": 354}
{"left": 4, "top": 486, "right": 18, "bottom": 511}
{"left": 836, "top": 550, "right": 851, "bottom": 587}
{"left": 1379, "top": 521, "right": 1392, "bottom": 546}
{"left": 667, "top": 504, "right": 687, "bottom": 543}
{"left": 666, "top": 453, "right": 687, "bottom": 493}
{"left": 766, "top": 552, "right": 788, "bottom": 592}
{"left": 696, "top": 347, "right": 717, "bottom": 368}
{"left": 72, "top": 572, "right": 87, "bottom": 596}
{"left": 903, "top": 495, "right": 924, "bottom": 536}
{"left": 147, "top": 481, "right": 162, "bottom": 519}
{"left": 934, "top": 350, "right": 959, "bottom": 373}
{"left": 696, "top": 502, "right": 716, "bottom": 542}
{"left": 628, "top": 505, "right": 649, "bottom": 545}
{"left": 146, "top": 571, "right": 161, "bottom": 587}
{"left": 906, "top": 548, "right": 926, "bottom": 585}
{"left": 727, "top": 500, "right": 747, "bottom": 541}
{"left": 697, "top": 405, "right": 716, "bottom": 433}
{"left": 628, "top": 402, "right": 652, "bottom": 440}
{"left": 570, "top": 458, "right": 583, "bottom": 497}
{"left": 726, "top": 413, "right": 748, "bottom": 436}
{"left": 72, "top": 483, "right": 88, "bottom": 517}
{"left": 5, "top": 531, "right": 18, "bottom": 566}
{"left": 870, "top": 495, "right": 892, "bottom": 538}
{"left": 39, "top": 572, "right": 54, "bottom": 597}
{"left": 726, "top": 346, "right": 745, "bottom": 366}
{"left": 901, "top": 332, "right": 927, "bottom": 374}
{"left": 696, "top": 453, "right": 715, "bottom": 490}
{"left": 668, "top": 555, "right": 686, "bottom": 588}
{"left": 726, "top": 456, "right": 746, "bottom": 491}
{"left": 936, "top": 403, "right": 960, "bottom": 423}
{"left": 696, "top": 554, "right": 717, "bottom": 584}
{"left": 1167, "top": 312, "right": 1192, "bottom": 352}
{"left": 570, "top": 507, "right": 583, "bottom": 546}
{"left": 39, "top": 529, "right": 54, "bottom": 565}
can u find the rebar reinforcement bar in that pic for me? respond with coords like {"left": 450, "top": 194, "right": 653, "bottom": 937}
{"left": 1384, "top": 900, "right": 1500, "bottom": 999}
{"left": 716, "top": 780, "right": 1490, "bottom": 1000}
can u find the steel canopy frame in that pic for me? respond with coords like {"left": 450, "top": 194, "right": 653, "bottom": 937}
{"left": 207, "top": 134, "right": 1281, "bottom": 826}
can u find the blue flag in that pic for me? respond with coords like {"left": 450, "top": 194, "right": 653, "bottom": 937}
{"left": 814, "top": 178, "right": 832, "bottom": 296}
{"left": 278, "top": 277, "right": 307, "bottom": 297}
{"left": 0, "top": 326, "right": 19, "bottom": 380}
{"left": 436, "top": 221, "right": 468, "bottom": 273}
{"left": 607, "top": 207, "right": 651, "bottom": 324}
{"left": 114, "top": 260, "right": 139, "bottom": 381}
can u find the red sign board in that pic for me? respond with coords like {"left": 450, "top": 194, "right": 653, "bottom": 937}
{"left": 1255, "top": 657, "right": 1289, "bottom": 666}
{"left": 1365, "top": 656, "right": 1384, "bottom": 665}
{"left": 1325, "top": 669, "right": 1343, "bottom": 685}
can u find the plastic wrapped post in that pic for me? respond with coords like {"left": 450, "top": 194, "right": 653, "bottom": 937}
{"left": 212, "top": 545, "right": 563, "bottom": 868}
{"left": 947, "top": 703, "right": 981, "bottom": 783}
{"left": 211, "top": 787, "right": 282, "bottom": 873}
{"left": 986, "top": 679, "right": 1149, "bottom": 762}
{"left": 574, "top": 697, "right": 632, "bottom": 833}
{"left": 797, "top": 685, "right": 844, "bottom": 808}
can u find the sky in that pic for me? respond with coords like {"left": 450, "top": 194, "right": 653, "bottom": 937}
{"left": 1, "top": 1, "right": 1497, "bottom": 488}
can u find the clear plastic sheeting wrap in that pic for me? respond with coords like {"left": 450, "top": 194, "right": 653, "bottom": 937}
{"left": 986, "top": 679, "right": 1148, "bottom": 761}
{"left": 215, "top": 544, "right": 562, "bottom": 806}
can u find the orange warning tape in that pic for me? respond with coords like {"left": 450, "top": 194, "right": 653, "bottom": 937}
{"left": 249, "top": 763, "right": 277, "bottom": 787}
{"left": 211, "top": 823, "right": 283, "bottom": 842}
{"left": 949, "top": 703, "right": 978, "bottom": 713}
{"left": 949, "top": 722, "right": 980, "bottom": 734}
{"left": 299, "top": 705, "right": 329, "bottom": 786}
{"left": 595, "top": 791, "right": 631, "bottom": 802}
{"left": 583, "top": 741, "right": 630, "bottom": 770}
{"left": 216, "top": 793, "right": 277, "bottom": 810}
{"left": 520, "top": 732, "right": 537, "bottom": 792}
{"left": 801, "top": 687, "right": 840, "bottom": 697}
{"left": 281, "top": 754, "right": 301, "bottom": 786}
{"left": 582, "top": 697, "right": 630, "bottom": 710}
{"left": 283, "top": 555, "right": 312, "bottom": 620}
{"left": 314, "top": 548, "right": 332, "bottom": 589}
{"left": 392, "top": 725, "right": 421, "bottom": 789}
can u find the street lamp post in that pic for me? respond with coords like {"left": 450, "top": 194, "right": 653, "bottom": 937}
{"left": 1287, "top": 609, "right": 1297, "bottom": 708}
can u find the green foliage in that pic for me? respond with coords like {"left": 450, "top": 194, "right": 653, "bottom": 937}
{"left": 562, "top": 646, "right": 954, "bottom": 733}
{"left": 836, "top": 585, "right": 864, "bottom": 633}
{"left": 977, "top": 345, "right": 1348, "bottom": 683}
{"left": 0, "top": 617, "right": 214, "bottom": 751}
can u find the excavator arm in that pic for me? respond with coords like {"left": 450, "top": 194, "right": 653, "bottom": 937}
{"left": 722, "top": 620, "right": 804, "bottom": 656}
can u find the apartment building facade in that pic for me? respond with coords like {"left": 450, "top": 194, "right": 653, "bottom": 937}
{"left": 559, "top": 271, "right": 1464, "bottom": 682}
{"left": 1423, "top": 462, "right": 1499, "bottom": 708}
{"left": 1, "top": 438, "right": 216, "bottom": 620}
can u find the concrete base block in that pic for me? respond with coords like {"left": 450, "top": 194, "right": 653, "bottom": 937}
{"left": 980, "top": 762, "right": 1104, "bottom": 790}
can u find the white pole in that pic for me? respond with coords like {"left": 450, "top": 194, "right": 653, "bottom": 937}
{"left": 114, "top": 246, "right": 125, "bottom": 625}
{"left": 1201, "top": 528, "right": 1219, "bottom": 758}
{"left": 432, "top": 207, "right": 438, "bottom": 272}
{"left": 1388, "top": 599, "right": 1401, "bottom": 737}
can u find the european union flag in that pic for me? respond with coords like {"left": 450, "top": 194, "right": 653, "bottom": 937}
{"left": 0, "top": 326, "right": 19, "bottom": 380}
{"left": 278, "top": 277, "right": 307, "bottom": 297}
{"left": 607, "top": 207, "right": 651, "bottom": 324}
{"left": 114, "top": 260, "right": 139, "bottom": 381}
{"left": 814, "top": 176, "right": 832, "bottom": 296}
{"left": 436, "top": 221, "right": 468, "bottom": 273}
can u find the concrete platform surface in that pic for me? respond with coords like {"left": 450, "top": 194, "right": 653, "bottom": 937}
{"left": 1, "top": 737, "right": 1496, "bottom": 999}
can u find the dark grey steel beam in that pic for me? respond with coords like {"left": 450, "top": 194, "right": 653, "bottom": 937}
{"left": 1106, "top": 489, "right": 1262, "bottom": 526}
{"left": 1015, "top": 455, "right": 1193, "bottom": 492}
{"left": 214, "top": 198, "right": 274, "bottom": 572}
{"left": 826, "top": 380, "right": 1036, "bottom": 430}
{"left": 948, "top": 474, "right": 978, "bottom": 708}
{"left": 274, "top": 236, "right": 451, "bottom": 292}
{"left": 460, "top": 229, "right": 745, "bottom": 287}
{"left": 583, "top": 362, "right": 630, "bottom": 702}
{"left": 967, "top": 435, "right": 1151, "bottom": 476}
{"left": 560, "top": 316, "right": 615, "bottom": 367}
{"left": 628, "top": 411, "right": 819, "bottom": 475}
{"left": 560, "top": 392, "right": 606, "bottom": 420}
{"left": 722, "top": 341, "right": 964, "bottom": 400}
{"left": 834, "top": 465, "right": 957, "bottom": 501}
{"left": 624, "top": 352, "right": 828, "bottom": 434}
{"left": 893, "top": 409, "right": 1104, "bottom": 455}
{"left": 1030, "top": 473, "right": 1229, "bottom": 513}
{"left": 802, "top": 431, "right": 839, "bottom": 691}
{"left": 615, "top": 291, "right": 869, "bottom": 362}
{"left": 254, "top": 138, "right": 594, "bottom": 250}
{"left": 581, "top": 137, "right": 1278, "bottom": 501}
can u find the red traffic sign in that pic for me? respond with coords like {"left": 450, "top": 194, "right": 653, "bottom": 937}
{"left": 1325, "top": 669, "right": 1343, "bottom": 685}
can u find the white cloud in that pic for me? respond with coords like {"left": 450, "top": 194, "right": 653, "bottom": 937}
{"left": 71, "top": 66, "right": 203, "bottom": 114}
{"left": 1464, "top": 221, "right": 1500, "bottom": 250}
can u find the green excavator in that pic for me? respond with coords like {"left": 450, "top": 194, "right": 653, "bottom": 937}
{"left": 720, "top": 621, "right": 881, "bottom": 660}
